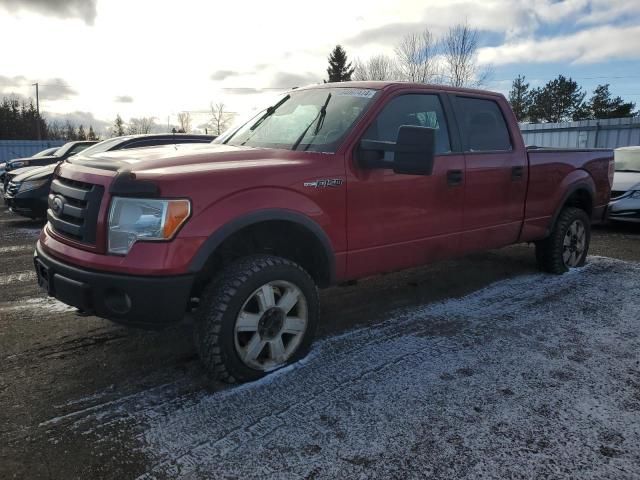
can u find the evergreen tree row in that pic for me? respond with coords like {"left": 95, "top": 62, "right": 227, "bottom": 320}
{"left": 509, "top": 75, "right": 636, "bottom": 123}
{"left": 0, "top": 96, "right": 99, "bottom": 141}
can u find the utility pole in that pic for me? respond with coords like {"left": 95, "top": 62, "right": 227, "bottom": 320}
{"left": 33, "top": 82, "right": 41, "bottom": 140}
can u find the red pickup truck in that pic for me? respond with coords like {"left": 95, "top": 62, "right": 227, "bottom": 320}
{"left": 34, "top": 82, "right": 613, "bottom": 382}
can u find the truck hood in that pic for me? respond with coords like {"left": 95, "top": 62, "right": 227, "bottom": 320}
{"left": 613, "top": 171, "right": 640, "bottom": 192}
{"left": 66, "top": 142, "right": 299, "bottom": 175}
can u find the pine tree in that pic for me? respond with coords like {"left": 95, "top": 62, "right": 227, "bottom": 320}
{"left": 77, "top": 124, "right": 87, "bottom": 140}
{"left": 64, "top": 121, "right": 77, "bottom": 140}
{"left": 88, "top": 125, "right": 98, "bottom": 140}
{"left": 528, "top": 75, "right": 587, "bottom": 123}
{"left": 326, "top": 45, "right": 355, "bottom": 83}
{"left": 508, "top": 75, "right": 533, "bottom": 122}
{"left": 588, "top": 84, "right": 635, "bottom": 119}
{"left": 113, "top": 114, "right": 125, "bottom": 137}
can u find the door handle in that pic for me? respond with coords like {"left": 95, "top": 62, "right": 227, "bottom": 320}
{"left": 447, "top": 169, "right": 463, "bottom": 186}
{"left": 512, "top": 166, "right": 524, "bottom": 180}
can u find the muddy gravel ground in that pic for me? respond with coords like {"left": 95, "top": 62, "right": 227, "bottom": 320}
{"left": 0, "top": 205, "right": 639, "bottom": 480}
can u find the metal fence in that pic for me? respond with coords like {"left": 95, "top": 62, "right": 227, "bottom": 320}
{"left": 520, "top": 117, "right": 640, "bottom": 149}
{"left": 0, "top": 140, "right": 66, "bottom": 163}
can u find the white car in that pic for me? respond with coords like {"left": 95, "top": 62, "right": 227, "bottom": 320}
{"left": 609, "top": 146, "right": 640, "bottom": 223}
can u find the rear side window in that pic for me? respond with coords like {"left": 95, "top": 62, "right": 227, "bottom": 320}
{"left": 363, "top": 94, "right": 451, "bottom": 154}
{"left": 454, "top": 97, "right": 512, "bottom": 152}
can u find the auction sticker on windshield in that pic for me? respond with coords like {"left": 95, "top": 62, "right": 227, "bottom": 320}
{"left": 334, "top": 88, "right": 376, "bottom": 98}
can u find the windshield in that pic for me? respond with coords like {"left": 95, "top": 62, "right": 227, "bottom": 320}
{"left": 32, "top": 147, "right": 59, "bottom": 158}
{"left": 615, "top": 148, "right": 640, "bottom": 172}
{"left": 215, "top": 87, "right": 378, "bottom": 153}
{"left": 54, "top": 142, "right": 81, "bottom": 157}
{"left": 79, "top": 137, "right": 129, "bottom": 156}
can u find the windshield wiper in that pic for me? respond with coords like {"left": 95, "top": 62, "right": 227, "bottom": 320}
{"left": 250, "top": 94, "right": 291, "bottom": 131}
{"left": 291, "top": 93, "right": 332, "bottom": 151}
{"left": 222, "top": 94, "right": 291, "bottom": 145}
{"left": 616, "top": 169, "right": 640, "bottom": 173}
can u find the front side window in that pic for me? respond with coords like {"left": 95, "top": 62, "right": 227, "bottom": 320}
{"left": 454, "top": 97, "right": 512, "bottom": 152}
{"left": 217, "top": 87, "right": 378, "bottom": 153}
{"left": 362, "top": 94, "right": 451, "bottom": 154}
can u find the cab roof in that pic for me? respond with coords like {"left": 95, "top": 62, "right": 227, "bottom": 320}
{"left": 295, "top": 81, "right": 504, "bottom": 98}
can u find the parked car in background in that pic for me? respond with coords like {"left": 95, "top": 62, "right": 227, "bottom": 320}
{"left": 3, "top": 141, "right": 97, "bottom": 189}
{"left": 4, "top": 134, "right": 215, "bottom": 218}
{"left": 608, "top": 146, "right": 640, "bottom": 223}
{"left": 33, "top": 82, "right": 613, "bottom": 383}
{"left": 0, "top": 146, "right": 60, "bottom": 184}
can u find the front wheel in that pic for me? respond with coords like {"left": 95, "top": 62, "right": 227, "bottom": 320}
{"left": 195, "top": 255, "right": 319, "bottom": 383}
{"left": 535, "top": 207, "right": 591, "bottom": 274}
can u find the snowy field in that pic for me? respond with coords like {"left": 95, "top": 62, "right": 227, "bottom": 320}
{"left": 35, "top": 256, "right": 640, "bottom": 479}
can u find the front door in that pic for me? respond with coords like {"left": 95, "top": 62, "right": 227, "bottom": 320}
{"left": 346, "top": 91, "right": 465, "bottom": 279}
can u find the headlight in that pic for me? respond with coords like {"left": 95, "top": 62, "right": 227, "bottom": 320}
{"left": 18, "top": 179, "right": 48, "bottom": 193}
{"left": 9, "top": 161, "right": 28, "bottom": 169}
{"left": 631, "top": 191, "right": 640, "bottom": 199}
{"left": 107, "top": 197, "right": 191, "bottom": 255}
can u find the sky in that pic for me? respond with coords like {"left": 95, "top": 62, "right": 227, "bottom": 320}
{"left": 0, "top": 0, "right": 639, "bottom": 135}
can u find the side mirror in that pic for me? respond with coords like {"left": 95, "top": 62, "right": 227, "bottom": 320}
{"left": 358, "top": 126, "right": 436, "bottom": 176}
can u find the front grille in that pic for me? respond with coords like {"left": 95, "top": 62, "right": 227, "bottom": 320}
{"left": 47, "top": 176, "right": 104, "bottom": 244}
{"left": 6, "top": 181, "right": 20, "bottom": 197}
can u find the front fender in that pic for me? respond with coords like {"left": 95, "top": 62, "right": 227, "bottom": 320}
{"left": 182, "top": 187, "right": 344, "bottom": 280}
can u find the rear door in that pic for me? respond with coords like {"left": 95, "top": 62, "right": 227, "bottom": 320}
{"left": 450, "top": 95, "right": 527, "bottom": 253}
{"left": 345, "top": 90, "right": 465, "bottom": 278}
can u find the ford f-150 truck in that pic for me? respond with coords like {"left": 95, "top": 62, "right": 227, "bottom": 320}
{"left": 33, "top": 82, "right": 614, "bottom": 383}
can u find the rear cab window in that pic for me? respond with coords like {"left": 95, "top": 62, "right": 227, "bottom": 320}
{"left": 453, "top": 96, "right": 512, "bottom": 152}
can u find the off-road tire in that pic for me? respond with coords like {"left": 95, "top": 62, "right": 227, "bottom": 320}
{"left": 195, "top": 255, "right": 319, "bottom": 383}
{"left": 535, "top": 207, "right": 591, "bottom": 274}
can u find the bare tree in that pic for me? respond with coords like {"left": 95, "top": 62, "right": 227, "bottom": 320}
{"left": 177, "top": 112, "right": 192, "bottom": 133}
{"left": 209, "top": 102, "right": 234, "bottom": 135}
{"left": 127, "top": 117, "right": 155, "bottom": 135}
{"left": 353, "top": 55, "right": 398, "bottom": 81}
{"left": 394, "top": 29, "right": 440, "bottom": 83}
{"left": 441, "top": 22, "right": 490, "bottom": 88}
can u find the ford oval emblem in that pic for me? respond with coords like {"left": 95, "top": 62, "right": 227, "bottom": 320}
{"left": 51, "top": 196, "right": 64, "bottom": 215}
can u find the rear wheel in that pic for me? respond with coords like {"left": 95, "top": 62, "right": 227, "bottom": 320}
{"left": 195, "top": 255, "right": 319, "bottom": 383}
{"left": 535, "top": 207, "right": 591, "bottom": 274}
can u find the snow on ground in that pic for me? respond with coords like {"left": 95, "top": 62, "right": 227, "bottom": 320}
{"left": 41, "top": 257, "right": 640, "bottom": 479}
{"left": 0, "top": 296, "right": 75, "bottom": 314}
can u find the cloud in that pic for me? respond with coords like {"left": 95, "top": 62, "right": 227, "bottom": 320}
{"left": 346, "top": 22, "right": 428, "bottom": 46}
{"left": 220, "top": 87, "right": 265, "bottom": 95}
{"left": 271, "top": 72, "right": 320, "bottom": 88}
{"left": 210, "top": 70, "right": 239, "bottom": 81}
{"left": 0, "top": 0, "right": 98, "bottom": 24}
{"left": 478, "top": 24, "right": 640, "bottom": 66}
{"left": 0, "top": 74, "right": 28, "bottom": 89}
{"left": 343, "top": 0, "right": 640, "bottom": 49}
{"left": 45, "top": 111, "right": 110, "bottom": 136}
{"left": 114, "top": 95, "right": 134, "bottom": 103}
{"left": 38, "top": 79, "right": 77, "bottom": 101}
{"left": 0, "top": 75, "right": 76, "bottom": 100}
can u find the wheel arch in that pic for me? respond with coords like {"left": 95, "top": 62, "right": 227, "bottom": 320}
{"left": 547, "top": 179, "right": 595, "bottom": 236}
{"left": 189, "top": 209, "right": 336, "bottom": 292}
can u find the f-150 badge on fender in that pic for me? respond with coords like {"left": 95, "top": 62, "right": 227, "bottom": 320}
{"left": 303, "top": 179, "right": 343, "bottom": 188}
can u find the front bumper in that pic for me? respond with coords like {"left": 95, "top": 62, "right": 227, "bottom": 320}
{"left": 34, "top": 241, "right": 195, "bottom": 329}
{"left": 4, "top": 186, "right": 49, "bottom": 218}
{"left": 608, "top": 194, "right": 640, "bottom": 223}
